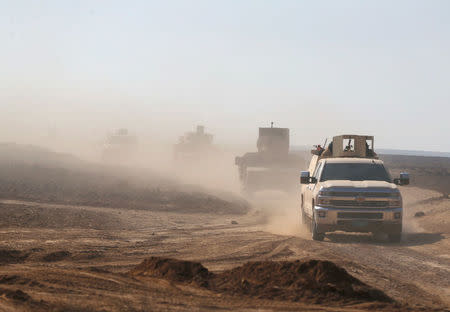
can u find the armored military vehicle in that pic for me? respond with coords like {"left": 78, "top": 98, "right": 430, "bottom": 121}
{"left": 300, "top": 134, "right": 409, "bottom": 242}
{"left": 102, "top": 128, "right": 138, "bottom": 163}
{"left": 174, "top": 125, "right": 214, "bottom": 161}
{"left": 235, "top": 124, "right": 304, "bottom": 194}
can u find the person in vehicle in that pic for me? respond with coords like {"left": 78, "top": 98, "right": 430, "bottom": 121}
{"left": 316, "top": 144, "right": 324, "bottom": 155}
{"left": 344, "top": 140, "right": 353, "bottom": 151}
{"left": 365, "top": 142, "right": 377, "bottom": 157}
{"left": 320, "top": 142, "right": 333, "bottom": 157}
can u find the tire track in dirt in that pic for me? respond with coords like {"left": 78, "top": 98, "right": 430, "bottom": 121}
{"left": 317, "top": 238, "right": 450, "bottom": 306}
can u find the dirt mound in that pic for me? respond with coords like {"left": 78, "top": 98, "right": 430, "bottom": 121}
{"left": 0, "top": 286, "right": 49, "bottom": 311}
{"left": 213, "top": 260, "right": 392, "bottom": 303}
{"left": 0, "top": 249, "right": 29, "bottom": 264}
{"left": 0, "top": 287, "right": 31, "bottom": 302}
{"left": 42, "top": 250, "right": 71, "bottom": 262}
{"left": 131, "top": 257, "right": 392, "bottom": 304}
{"left": 0, "top": 274, "right": 42, "bottom": 288}
{"left": 76, "top": 250, "right": 104, "bottom": 260}
{"left": 130, "top": 257, "right": 211, "bottom": 286}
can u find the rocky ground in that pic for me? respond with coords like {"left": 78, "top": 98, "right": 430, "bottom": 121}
{"left": 0, "top": 144, "right": 448, "bottom": 311}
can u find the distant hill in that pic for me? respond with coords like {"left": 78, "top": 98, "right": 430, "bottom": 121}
{"left": 291, "top": 145, "right": 450, "bottom": 158}
{"left": 378, "top": 149, "right": 450, "bottom": 158}
{"left": 380, "top": 154, "right": 450, "bottom": 196}
{"left": 0, "top": 142, "right": 83, "bottom": 168}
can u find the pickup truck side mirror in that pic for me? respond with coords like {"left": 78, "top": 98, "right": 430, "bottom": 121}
{"left": 394, "top": 172, "right": 409, "bottom": 185}
{"left": 300, "top": 171, "right": 317, "bottom": 184}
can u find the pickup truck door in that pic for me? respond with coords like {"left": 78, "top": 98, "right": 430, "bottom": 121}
{"left": 305, "top": 161, "right": 323, "bottom": 217}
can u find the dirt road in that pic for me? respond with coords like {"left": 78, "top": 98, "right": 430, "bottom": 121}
{"left": 0, "top": 187, "right": 448, "bottom": 311}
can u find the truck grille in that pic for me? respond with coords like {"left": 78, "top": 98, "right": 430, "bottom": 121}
{"left": 330, "top": 200, "right": 389, "bottom": 208}
{"left": 328, "top": 191, "right": 392, "bottom": 198}
{"left": 337, "top": 212, "right": 383, "bottom": 219}
{"left": 336, "top": 220, "right": 383, "bottom": 227}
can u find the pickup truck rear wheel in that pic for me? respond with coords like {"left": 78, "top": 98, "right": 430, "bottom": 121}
{"left": 311, "top": 212, "right": 325, "bottom": 241}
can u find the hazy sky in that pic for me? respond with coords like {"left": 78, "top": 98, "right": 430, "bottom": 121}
{"left": 1, "top": 0, "right": 449, "bottom": 152}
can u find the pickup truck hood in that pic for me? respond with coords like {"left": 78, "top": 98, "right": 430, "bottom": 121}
{"left": 321, "top": 180, "right": 397, "bottom": 190}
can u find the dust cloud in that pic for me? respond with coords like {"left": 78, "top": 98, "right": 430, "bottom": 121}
{"left": 402, "top": 216, "right": 425, "bottom": 234}
{"left": 249, "top": 191, "right": 310, "bottom": 238}
{"left": 0, "top": 121, "right": 247, "bottom": 194}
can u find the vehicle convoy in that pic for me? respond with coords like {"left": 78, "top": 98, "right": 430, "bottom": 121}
{"left": 102, "top": 128, "right": 138, "bottom": 163}
{"left": 300, "top": 135, "right": 409, "bottom": 242}
{"left": 174, "top": 125, "right": 215, "bottom": 162}
{"left": 235, "top": 123, "right": 304, "bottom": 194}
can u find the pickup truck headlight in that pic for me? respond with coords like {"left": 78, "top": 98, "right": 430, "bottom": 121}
{"left": 317, "top": 189, "right": 332, "bottom": 206}
{"left": 318, "top": 190, "right": 333, "bottom": 196}
{"left": 389, "top": 199, "right": 402, "bottom": 207}
{"left": 317, "top": 197, "right": 331, "bottom": 206}
{"left": 388, "top": 191, "right": 402, "bottom": 207}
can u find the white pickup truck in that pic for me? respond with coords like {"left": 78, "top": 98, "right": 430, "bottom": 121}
{"left": 300, "top": 135, "right": 409, "bottom": 242}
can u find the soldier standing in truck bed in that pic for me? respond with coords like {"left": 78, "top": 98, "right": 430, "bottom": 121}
{"left": 321, "top": 142, "right": 333, "bottom": 157}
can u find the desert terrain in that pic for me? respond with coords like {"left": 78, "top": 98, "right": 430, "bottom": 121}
{"left": 0, "top": 143, "right": 449, "bottom": 312}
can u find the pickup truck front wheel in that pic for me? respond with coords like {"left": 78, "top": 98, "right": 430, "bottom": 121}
{"left": 388, "top": 232, "right": 402, "bottom": 243}
{"left": 311, "top": 212, "right": 325, "bottom": 241}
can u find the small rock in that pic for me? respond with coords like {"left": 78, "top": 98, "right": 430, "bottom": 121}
{"left": 414, "top": 211, "right": 425, "bottom": 218}
{"left": 231, "top": 220, "right": 238, "bottom": 225}
{"left": 241, "top": 278, "right": 250, "bottom": 289}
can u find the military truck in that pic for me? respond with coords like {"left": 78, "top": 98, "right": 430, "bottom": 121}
{"left": 102, "top": 128, "right": 138, "bottom": 163}
{"left": 235, "top": 124, "right": 304, "bottom": 194}
{"left": 174, "top": 125, "right": 214, "bottom": 161}
{"left": 300, "top": 135, "right": 409, "bottom": 242}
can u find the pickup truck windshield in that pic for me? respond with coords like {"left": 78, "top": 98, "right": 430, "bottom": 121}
{"left": 320, "top": 163, "right": 391, "bottom": 182}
